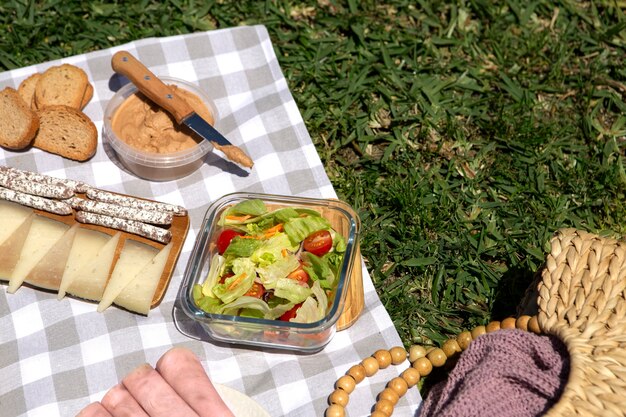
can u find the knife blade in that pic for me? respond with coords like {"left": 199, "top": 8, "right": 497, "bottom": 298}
{"left": 111, "top": 50, "right": 253, "bottom": 168}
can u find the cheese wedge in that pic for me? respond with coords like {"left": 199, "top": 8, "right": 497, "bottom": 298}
{"left": 0, "top": 212, "right": 34, "bottom": 280}
{"left": 98, "top": 240, "right": 159, "bottom": 312}
{"left": 0, "top": 200, "right": 33, "bottom": 245}
{"left": 58, "top": 228, "right": 111, "bottom": 299}
{"left": 8, "top": 215, "right": 69, "bottom": 293}
{"left": 25, "top": 223, "right": 79, "bottom": 291}
{"left": 114, "top": 242, "right": 173, "bottom": 315}
{"left": 66, "top": 232, "right": 121, "bottom": 301}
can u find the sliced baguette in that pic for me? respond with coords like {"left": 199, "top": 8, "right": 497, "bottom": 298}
{"left": 17, "top": 73, "right": 40, "bottom": 109}
{"left": 0, "top": 87, "right": 39, "bottom": 150}
{"left": 34, "top": 64, "right": 88, "bottom": 109}
{"left": 34, "top": 105, "right": 97, "bottom": 161}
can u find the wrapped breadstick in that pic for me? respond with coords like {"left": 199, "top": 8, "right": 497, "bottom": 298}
{"left": 0, "top": 186, "right": 72, "bottom": 215}
{"left": 68, "top": 197, "right": 173, "bottom": 225}
{"left": 75, "top": 211, "right": 172, "bottom": 244}
{"left": 86, "top": 188, "right": 187, "bottom": 216}
{"left": 1, "top": 166, "right": 89, "bottom": 193}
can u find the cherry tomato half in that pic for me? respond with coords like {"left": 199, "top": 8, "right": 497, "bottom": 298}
{"left": 303, "top": 230, "right": 333, "bottom": 256}
{"left": 287, "top": 268, "right": 310, "bottom": 284}
{"left": 216, "top": 229, "right": 244, "bottom": 254}
{"left": 244, "top": 282, "right": 265, "bottom": 299}
{"left": 279, "top": 302, "right": 303, "bottom": 322}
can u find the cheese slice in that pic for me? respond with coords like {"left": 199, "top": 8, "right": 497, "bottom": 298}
{"left": 0, "top": 212, "right": 34, "bottom": 280}
{"left": 25, "top": 223, "right": 79, "bottom": 291}
{"left": 114, "top": 242, "right": 173, "bottom": 315}
{"left": 0, "top": 200, "right": 33, "bottom": 245}
{"left": 98, "top": 240, "right": 159, "bottom": 312}
{"left": 58, "top": 228, "right": 111, "bottom": 299}
{"left": 8, "top": 215, "right": 69, "bottom": 293}
{"left": 66, "top": 232, "right": 121, "bottom": 301}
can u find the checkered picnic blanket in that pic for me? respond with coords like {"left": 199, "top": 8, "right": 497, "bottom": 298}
{"left": 0, "top": 25, "right": 421, "bottom": 417}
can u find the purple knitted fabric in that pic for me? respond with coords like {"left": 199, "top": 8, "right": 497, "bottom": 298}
{"left": 418, "top": 329, "right": 570, "bottom": 417}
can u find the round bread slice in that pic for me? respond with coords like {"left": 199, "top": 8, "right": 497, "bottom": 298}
{"left": 17, "top": 73, "right": 41, "bottom": 110}
{"left": 33, "top": 105, "right": 97, "bottom": 161}
{"left": 34, "top": 64, "right": 89, "bottom": 109}
{"left": 0, "top": 87, "right": 39, "bottom": 150}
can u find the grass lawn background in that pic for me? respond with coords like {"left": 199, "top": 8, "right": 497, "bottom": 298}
{"left": 2, "top": 0, "right": 626, "bottom": 347}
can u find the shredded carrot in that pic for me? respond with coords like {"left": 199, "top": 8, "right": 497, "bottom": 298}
{"left": 226, "top": 214, "right": 253, "bottom": 222}
{"left": 227, "top": 273, "right": 247, "bottom": 290}
{"left": 263, "top": 223, "right": 284, "bottom": 238}
{"left": 281, "top": 248, "right": 288, "bottom": 258}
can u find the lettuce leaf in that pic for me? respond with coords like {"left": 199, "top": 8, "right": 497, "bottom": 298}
{"left": 250, "top": 233, "right": 299, "bottom": 267}
{"left": 201, "top": 254, "right": 226, "bottom": 297}
{"left": 273, "top": 278, "right": 312, "bottom": 303}
{"left": 292, "top": 281, "right": 328, "bottom": 323}
{"left": 223, "top": 236, "right": 263, "bottom": 258}
{"left": 212, "top": 258, "right": 256, "bottom": 304}
{"left": 256, "top": 252, "right": 301, "bottom": 289}
{"left": 302, "top": 252, "right": 337, "bottom": 289}
{"left": 283, "top": 215, "right": 331, "bottom": 243}
{"left": 228, "top": 199, "right": 267, "bottom": 216}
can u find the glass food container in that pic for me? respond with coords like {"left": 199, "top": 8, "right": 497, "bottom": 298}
{"left": 178, "top": 192, "right": 361, "bottom": 353}
{"left": 103, "top": 76, "right": 217, "bottom": 181}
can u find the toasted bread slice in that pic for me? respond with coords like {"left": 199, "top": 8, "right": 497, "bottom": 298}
{"left": 80, "top": 83, "right": 94, "bottom": 110}
{"left": 34, "top": 64, "right": 88, "bottom": 109}
{"left": 0, "top": 87, "right": 39, "bottom": 150}
{"left": 17, "top": 73, "right": 41, "bottom": 109}
{"left": 33, "top": 105, "right": 97, "bottom": 161}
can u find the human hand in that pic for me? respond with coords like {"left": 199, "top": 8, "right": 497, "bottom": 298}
{"left": 77, "top": 347, "right": 235, "bottom": 417}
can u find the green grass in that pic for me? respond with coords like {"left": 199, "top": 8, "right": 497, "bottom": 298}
{"left": 2, "top": 0, "right": 626, "bottom": 347}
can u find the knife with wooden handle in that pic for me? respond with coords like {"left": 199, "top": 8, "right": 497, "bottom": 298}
{"left": 111, "top": 50, "right": 253, "bottom": 169}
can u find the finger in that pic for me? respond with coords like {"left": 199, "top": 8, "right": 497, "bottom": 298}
{"left": 121, "top": 363, "right": 201, "bottom": 417}
{"left": 75, "top": 402, "right": 113, "bottom": 417}
{"left": 156, "top": 347, "right": 235, "bottom": 417}
{"left": 101, "top": 384, "right": 150, "bottom": 417}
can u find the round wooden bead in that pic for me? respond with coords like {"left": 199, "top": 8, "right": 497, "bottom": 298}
{"left": 501, "top": 317, "right": 517, "bottom": 329}
{"left": 413, "top": 357, "right": 433, "bottom": 376}
{"left": 409, "top": 345, "right": 427, "bottom": 362}
{"left": 456, "top": 331, "right": 472, "bottom": 350}
{"left": 485, "top": 321, "right": 501, "bottom": 333}
{"left": 427, "top": 348, "right": 447, "bottom": 367}
{"left": 442, "top": 339, "right": 461, "bottom": 358}
{"left": 329, "top": 389, "right": 349, "bottom": 407}
{"left": 401, "top": 367, "right": 421, "bottom": 387}
{"left": 471, "top": 325, "right": 486, "bottom": 339}
{"left": 362, "top": 356, "right": 380, "bottom": 377}
{"left": 371, "top": 411, "right": 388, "bottom": 417}
{"left": 528, "top": 315, "right": 541, "bottom": 334}
{"left": 336, "top": 375, "right": 356, "bottom": 394}
{"left": 325, "top": 404, "right": 345, "bottom": 417}
{"left": 378, "top": 387, "right": 400, "bottom": 405}
{"left": 348, "top": 364, "right": 366, "bottom": 384}
{"left": 374, "top": 349, "right": 392, "bottom": 369}
{"left": 388, "top": 376, "right": 409, "bottom": 396}
{"left": 516, "top": 315, "right": 531, "bottom": 331}
{"left": 389, "top": 346, "right": 407, "bottom": 365}
{"left": 374, "top": 399, "right": 395, "bottom": 416}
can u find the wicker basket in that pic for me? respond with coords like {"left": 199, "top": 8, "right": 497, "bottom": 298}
{"left": 530, "top": 228, "right": 626, "bottom": 417}
{"left": 325, "top": 228, "right": 626, "bottom": 417}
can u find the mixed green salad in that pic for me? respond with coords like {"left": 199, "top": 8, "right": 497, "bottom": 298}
{"left": 193, "top": 199, "right": 347, "bottom": 323}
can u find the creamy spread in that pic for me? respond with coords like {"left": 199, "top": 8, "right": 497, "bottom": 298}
{"left": 112, "top": 86, "right": 214, "bottom": 154}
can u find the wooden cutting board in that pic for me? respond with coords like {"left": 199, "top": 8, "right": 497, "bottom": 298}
{"left": 17, "top": 192, "right": 189, "bottom": 309}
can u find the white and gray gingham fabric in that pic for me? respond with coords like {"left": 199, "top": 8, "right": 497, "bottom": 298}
{"left": 0, "top": 25, "right": 422, "bottom": 417}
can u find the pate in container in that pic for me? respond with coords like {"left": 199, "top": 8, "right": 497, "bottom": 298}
{"left": 177, "top": 192, "right": 362, "bottom": 353}
{"left": 103, "top": 77, "right": 217, "bottom": 181}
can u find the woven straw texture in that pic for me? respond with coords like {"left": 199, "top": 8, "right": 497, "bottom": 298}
{"left": 536, "top": 228, "right": 626, "bottom": 417}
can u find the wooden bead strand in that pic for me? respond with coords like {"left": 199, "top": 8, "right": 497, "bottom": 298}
{"left": 324, "top": 315, "right": 538, "bottom": 417}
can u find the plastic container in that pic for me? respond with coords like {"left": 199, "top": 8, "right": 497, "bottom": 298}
{"left": 102, "top": 76, "right": 217, "bottom": 181}
{"left": 178, "top": 192, "right": 361, "bottom": 353}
